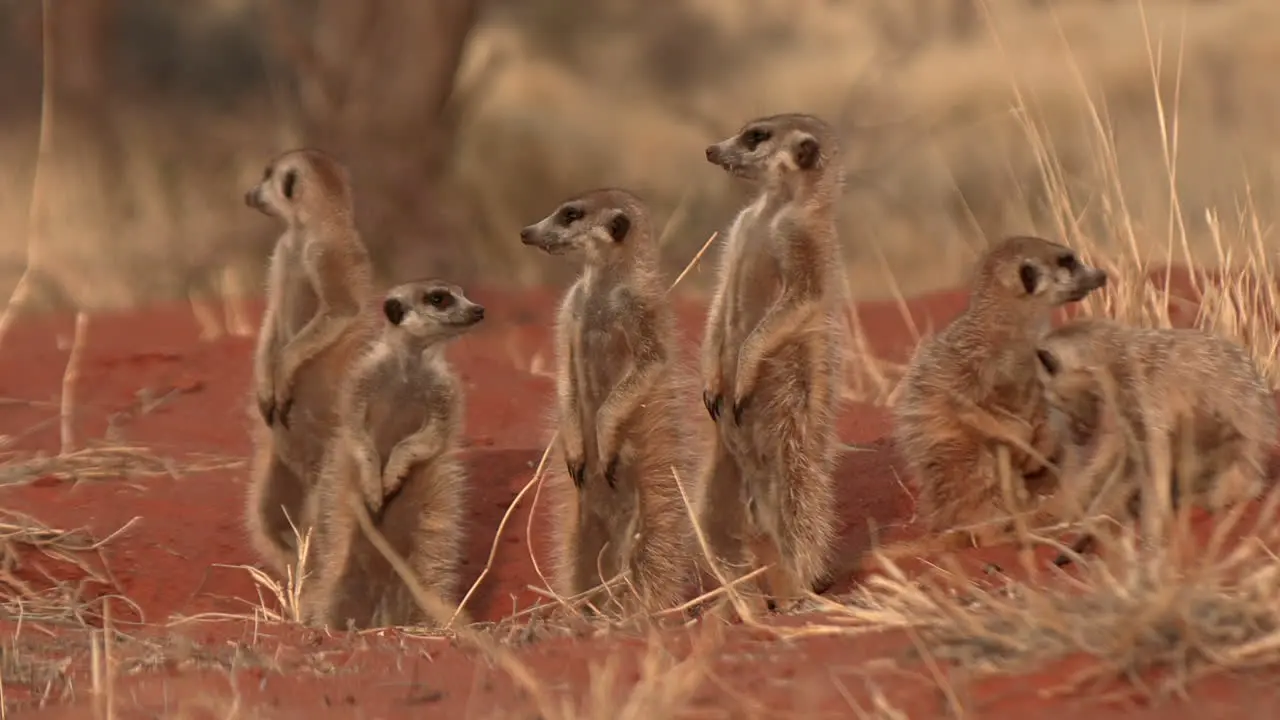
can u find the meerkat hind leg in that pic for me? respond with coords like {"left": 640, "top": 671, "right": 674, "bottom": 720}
{"left": 220, "top": 264, "right": 256, "bottom": 338}
{"left": 188, "top": 288, "right": 224, "bottom": 342}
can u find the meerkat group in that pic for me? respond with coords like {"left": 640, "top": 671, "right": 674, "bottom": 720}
{"left": 234, "top": 111, "right": 1277, "bottom": 630}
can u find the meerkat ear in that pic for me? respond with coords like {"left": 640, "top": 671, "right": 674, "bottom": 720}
{"left": 1035, "top": 348, "right": 1060, "bottom": 376}
{"left": 1018, "top": 262, "right": 1040, "bottom": 295}
{"left": 282, "top": 170, "right": 297, "bottom": 201}
{"left": 793, "top": 136, "right": 821, "bottom": 171}
{"left": 608, "top": 213, "right": 631, "bottom": 242}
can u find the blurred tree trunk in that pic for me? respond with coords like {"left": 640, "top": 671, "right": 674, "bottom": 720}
{"left": 267, "top": 0, "right": 483, "bottom": 284}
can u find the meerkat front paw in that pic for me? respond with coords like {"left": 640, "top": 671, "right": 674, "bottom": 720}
{"left": 566, "top": 455, "right": 586, "bottom": 489}
{"left": 273, "top": 382, "right": 295, "bottom": 429}
{"left": 731, "top": 393, "right": 752, "bottom": 425}
{"left": 256, "top": 392, "right": 277, "bottom": 426}
{"left": 702, "top": 389, "right": 724, "bottom": 422}
{"left": 604, "top": 455, "right": 619, "bottom": 489}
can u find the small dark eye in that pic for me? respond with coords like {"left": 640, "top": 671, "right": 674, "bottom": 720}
{"left": 1036, "top": 349, "right": 1060, "bottom": 376}
{"left": 425, "top": 290, "right": 453, "bottom": 309}
{"left": 1057, "top": 253, "right": 1078, "bottom": 271}
{"left": 558, "top": 206, "right": 585, "bottom": 225}
{"left": 742, "top": 128, "right": 772, "bottom": 150}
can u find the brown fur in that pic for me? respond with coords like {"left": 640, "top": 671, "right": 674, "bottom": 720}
{"left": 695, "top": 113, "right": 849, "bottom": 613}
{"left": 890, "top": 235, "right": 1108, "bottom": 553}
{"left": 242, "top": 148, "right": 379, "bottom": 576}
{"left": 1035, "top": 318, "right": 1278, "bottom": 563}
{"left": 299, "top": 279, "right": 483, "bottom": 629}
{"left": 520, "top": 188, "right": 699, "bottom": 616}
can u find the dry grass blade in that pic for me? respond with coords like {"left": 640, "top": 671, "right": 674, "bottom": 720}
{"left": 0, "top": 444, "right": 244, "bottom": 486}
{"left": 0, "top": 509, "right": 141, "bottom": 628}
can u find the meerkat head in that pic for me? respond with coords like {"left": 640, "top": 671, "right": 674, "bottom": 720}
{"left": 1034, "top": 320, "right": 1115, "bottom": 412}
{"left": 977, "top": 235, "right": 1109, "bottom": 308}
{"left": 519, "top": 188, "right": 653, "bottom": 267}
{"left": 381, "top": 279, "right": 485, "bottom": 343}
{"left": 243, "top": 148, "right": 354, "bottom": 225}
{"left": 704, "top": 113, "right": 839, "bottom": 187}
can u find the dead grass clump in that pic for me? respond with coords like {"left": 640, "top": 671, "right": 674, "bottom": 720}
{"left": 0, "top": 509, "right": 139, "bottom": 628}
{"left": 0, "top": 444, "right": 244, "bottom": 487}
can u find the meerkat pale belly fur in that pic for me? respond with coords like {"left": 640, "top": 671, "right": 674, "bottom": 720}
{"left": 695, "top": 113, "right": 849, "bottom": 613}
{"left": 1035, "top": 318, "right": 1278, "bottom": 564}
{"left": 520, "top": 188, "right": 699, "bottom": 616}
{"left": 299, "top": 279, "right": 484, "bottom": 629}
{"left": 242, "top": 148, "right": 378, "bottom": 576}
{"left": 890, "top": 235, "right": 1108, "bottom": 554}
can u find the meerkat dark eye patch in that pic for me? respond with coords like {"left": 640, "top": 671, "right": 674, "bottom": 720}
{"left": 741, "top": 127, "right": 771, "bottom": 150}
{"left": 424, "top": 290, "right": 453, "bottom": 309}
{"left": 282, "top": 170, "right": 297, "bottom": 200}
{"left": 1036, "top": 349, "right": 1060, "bottom": 376}
{"left": 557, "top": 205, "right": 584, "bottom": 226}
{"left": 1019, "top": 263, "right": 1040, "bottom": 294}
{"left": 1057, "top": 253, "right": 1078, "bottom": 271}
{"left": 794, "top": 137, "right": 821, "bottom": 170}
{"left": 608, "top": 213, "right": 631, "bottom": 242}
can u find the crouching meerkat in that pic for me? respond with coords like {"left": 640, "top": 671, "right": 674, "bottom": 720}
{"left": 520, "top": 188, "right": 698, "bottom": 616}
{"left": 300, "top": 279, "right": 484, "bottom": 629}
{"left": 242, "top": 148, "right": 378, "bottom": 575}
{"left": 1035, "top": 318, "right": 1278, "bottom": 565}
{"left": 697, "top": 113, "right": 849, "bottom": 614}
{"left": 890, "top": 236, "right": 1108, "bottom": 553}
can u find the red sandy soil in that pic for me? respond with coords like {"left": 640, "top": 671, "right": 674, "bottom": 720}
{"left": 0, "top": 275, "right": 1276, "bottom": 718}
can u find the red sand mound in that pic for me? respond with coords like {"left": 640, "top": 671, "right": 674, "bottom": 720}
{"left": 0, "top": 279, "right": 1276, "bottom": 718}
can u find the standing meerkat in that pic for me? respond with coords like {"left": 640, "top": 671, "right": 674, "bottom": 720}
{"left": 1035, "top": 318, "right": 1278, "bottom": 564}
{"left": 519, "top": 188, "right": 698, "bottom": 616}
{"left": 300, "top": 279, "right": 484, "bottom": 629}
{"left": 242, "top": 148, "right": 379, "bottom": 575}
{"left": 696, "top": 113, "right": 849, "bottom": 613}
{"left": 890, "top": 236, "right": 1109, "bottom": 553}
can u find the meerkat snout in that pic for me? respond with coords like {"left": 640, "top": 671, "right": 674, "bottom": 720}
{"left": 384, "top": 297, "right": 406, "bottom": 325}
{"left": 705, "top": 145, "right": 721, "bottom": 163}
{"left": 519, "top": 227, "right": 534, "bottom": 244}
{"left": 468, "top": 305, "right": 485, "bottom": 322}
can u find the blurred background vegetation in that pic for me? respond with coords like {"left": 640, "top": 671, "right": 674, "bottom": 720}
{"left": 0, "top": 0, "right": 1278, "bottom": 316}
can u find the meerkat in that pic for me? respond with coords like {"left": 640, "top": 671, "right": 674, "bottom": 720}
{"left": 1034, "top": 317, "right": 1278, "bottom": 565}
{"left": 694, "top": 113, "right": 849, "bottom": 614}
{"left": 299, "top": 279, "right": 484, "bottom": 629}
{"left": 242, "top": 148, "right": 379, "bottom": 575}
{"left": 889, "top": 235, "right": 1109, "bottom": 555}
{"left": 519, "top": 188, "right": 698, "bottom": 616}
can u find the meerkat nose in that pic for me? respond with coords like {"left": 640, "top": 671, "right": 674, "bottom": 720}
{"left": 243, "top": 190, "right": 256, "bottom": 207}
{"left": 383, "top": 297, "right": 405, "bottom": 325}
{"left": 519, "top": 227, "right": 535, "bottom": 244}
{"left": 471, "top": 305, "right": 485, "bottom": 322}
{"left": 705, "top": 145, "right": 720, "bottom": 163}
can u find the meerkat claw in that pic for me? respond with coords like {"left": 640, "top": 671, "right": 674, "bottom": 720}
{"left": 257, "top": 395, "right": 276, "bottom": 426}
{"left": 604, "top": 456, "right": 619, "bottom": 489}
{"left": 703, "top": 390, "right": 722, "bottom": 421}
{"left": 568, "top": 458, "right": 586, "bottom": 489}
{"left": 276, "top": 396, "right": 294, "bottom": 429}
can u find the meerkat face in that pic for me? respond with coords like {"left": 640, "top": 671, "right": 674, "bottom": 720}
{"left": 244, "top": 155, "right": 305, "bottom": 221}
{"left": 1035, "top": 331, "right": 1106, "bottom": 416}
{"left": 519, "top": 190, "right": 642, "bottom": 263}
{"left": 988, "top": 236, "right": 1109, "bottom": 306}
{"left": 382, "top": 280, "right": 485, "bottom": 340}
{"left": 243, "top": 149, "right": 352, "bottom": 224}
{"left": 704, "top": 114, "right": 831, "bottom": 183}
